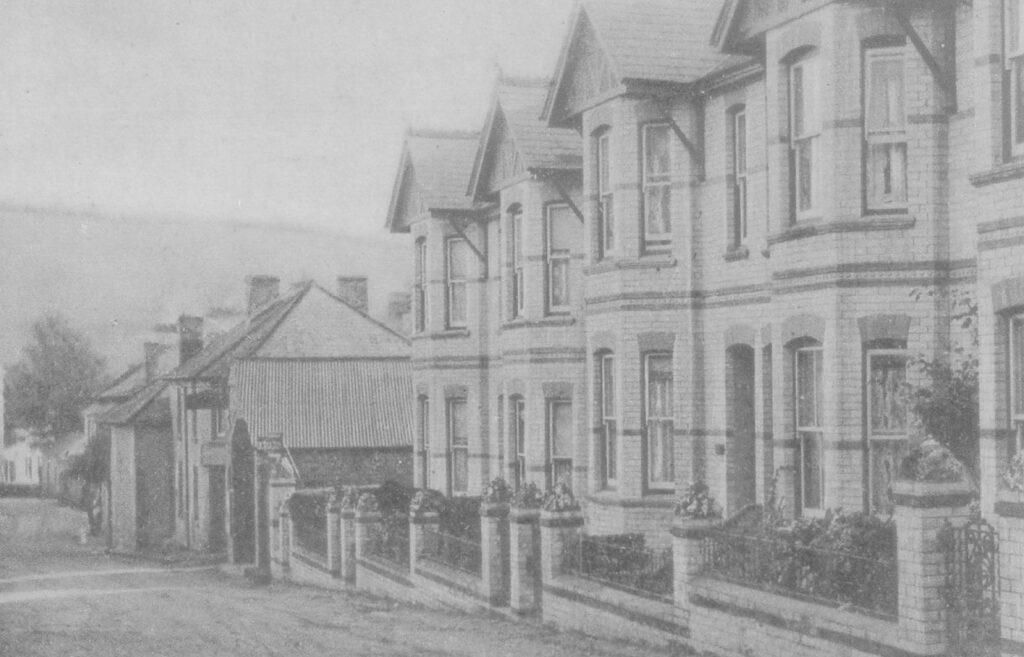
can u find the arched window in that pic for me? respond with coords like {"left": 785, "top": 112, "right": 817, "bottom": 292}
{"left": 593, "top": 126, "right": 614, "bottom": 259}
{"left": 596, "top": 351, "right": 617, "bottom": 487}
{"left": 508, "top": 204, "right": 524, "bottom": 318}
{"left": 787, "top": 50, "right": 821, "bottom": 222}
{"left": 414, "top": 238, "right": 427, "bottom": 333}
{"left": 728, "top": 104, "right": 748, "bottom": 248}
{"left": 792, "top": 339, "right": 824, "bottom": 511}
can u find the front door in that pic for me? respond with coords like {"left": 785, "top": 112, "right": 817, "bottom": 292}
{"left": 208, "top": 466, "right": 226, "bottom": 552}
{"left": 230, "top": 422, "right": 254, "bottom": 564}
{"left": 726, "top": 345, "right": 757, "bottom": 514}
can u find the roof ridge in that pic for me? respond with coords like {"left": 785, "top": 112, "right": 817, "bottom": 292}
{"left": 312, "top": 283, "right": 412, "bottom": 346}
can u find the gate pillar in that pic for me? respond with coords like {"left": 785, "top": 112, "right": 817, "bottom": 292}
{"left": 893, "top": 480, "right": 975, "bottom": 656}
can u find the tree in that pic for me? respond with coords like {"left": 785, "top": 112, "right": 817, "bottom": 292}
{"left": 908, "top": 289, "right": 979, "bottom": 480}
{"left": 4, "top": 313, "right": 107, "bottom": 439}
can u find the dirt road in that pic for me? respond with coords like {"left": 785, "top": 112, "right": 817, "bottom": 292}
{"left": 0, "top": 498, "right": 687, "bottom": 657}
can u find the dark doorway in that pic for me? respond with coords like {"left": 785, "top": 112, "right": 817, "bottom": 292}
{"left": 230, "top": 421, "right": 254, "bottom": 564}
{"left": 256, "top": 460, "right": 270, "bottom": 573}
{"left": 208, "top": 466, "right": 226, "bottom": 553}
{"left": 726, "top": 344, "right": 757, "bottom": 514}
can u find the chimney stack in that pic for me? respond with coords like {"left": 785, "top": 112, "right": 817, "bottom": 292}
{"left": 246, "top": 275, "right": 280, "bottom": 315}
{"left": 178, "top": 315, "right": 204, "bottom": 364}
{"left": 143, "top": 342, "right": 163, "bottom": 382}
{"left": 337, "top": 276, "right": 369, "bottom": 314}
{"left": 386, "top": 291, "right": 412, "bottom": 334}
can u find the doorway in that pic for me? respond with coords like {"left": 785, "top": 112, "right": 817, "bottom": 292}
{"left": 726, "top": 345, "right": 757, "bottom": 514}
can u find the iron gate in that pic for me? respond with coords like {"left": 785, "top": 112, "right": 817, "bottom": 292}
{"left": 941, "top": 516, "right": 1000, "bottom": 657}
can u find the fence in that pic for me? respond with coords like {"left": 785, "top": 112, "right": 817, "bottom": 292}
{"left": 563, "top": 533, "right": 673, "bottom": 601}
{"left": 365, "top": 513, "right": 410, "bottom": 570}
{"left": 699, "top": 527, "right": 898, "bottom": 617}
{"left": 419, "top": 525, "right": 481, "bottom": 576}
{"left": 289, "top": 491, "right": 329, "bottom": 562}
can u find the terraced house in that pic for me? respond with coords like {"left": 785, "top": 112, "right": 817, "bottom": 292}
{"left": 389, "top": 0, "right": 1019, "bottom": 537}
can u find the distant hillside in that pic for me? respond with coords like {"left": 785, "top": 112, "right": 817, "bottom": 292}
{"left": 0, "top": 206, "right": 411, "bottom": 373}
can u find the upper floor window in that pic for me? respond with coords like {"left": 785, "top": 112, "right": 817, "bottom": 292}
{"left": 1007, "top": 0, "right": 1024, "bottom": 157}
{"left": 547, "top": 204, "right": 573, "bottom": 312}
{"left": 414, "top": 238, "right": 427, "bottom": 333}
{"left": 445, "top": 237, "right": 467, "bottom": 328}
{"left": 1011, "top": 313, "right": 1024, "bottom": 454}
{"left": 512, "top": 396, "right": 526, "bottom": 489}
{"left": 730, "top": 107, "right": 748, "bottom": 248}
{"left": 865, "top": 47, "right": 907, "bottom": 211}
{"left": 645, "top": 353, "right": 674, "bottom": 491}
{"left": 418, "top": 396, "right": 430, "bottom": 488}
{"left": 794, "top": 346, "right": 824, "bottom": 512}
{"left": 447, "top": 399, "right": 468, "bottom": 495}
{"left": 642, "top": 124, "right": 672, "bottom": 250}
{"left": 547, "top": 400, "right": 573, "bottom": 487}
{"left": 510, "top": 207, "right": 524, "bottom": 318}
{"left": 789, "top": 56, "right": 821, "bottom": 221}
{"left": 598, "top": 353, "right": 617, "bottom": 487}
{"left": 596, "top": 130, "right": 615, "bottom": 258}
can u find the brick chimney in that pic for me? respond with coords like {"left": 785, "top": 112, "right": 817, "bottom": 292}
{"left": 246, "top": 275, "right": 280, "bottom": 315}
{"left": 143, "top": 342, "right": 163, "bottom": 382}
{"left": 337, "top": 276, "right": 368, "bottom": 314}
{"left": 178, "top": 315, "right": 204, "bottom": 364}
{"left": 386, "top": 291, "right": 412, "bottom": 334}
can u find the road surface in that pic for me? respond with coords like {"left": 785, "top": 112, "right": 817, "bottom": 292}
{"left": 0, "top": 497, "right": 689, "bottom": 657}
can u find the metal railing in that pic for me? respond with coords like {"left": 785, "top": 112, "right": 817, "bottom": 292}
{"left": 700, "top": 528, "right": 898, "bottom": 617}
{"left": 419, "top": 525, "right": 481, "bottom": 576}
{"left": 366, "top": 514, "right": 410, "bottom": 570}
{"left": 563, "top": 534, "right": 674, "bottom": 601}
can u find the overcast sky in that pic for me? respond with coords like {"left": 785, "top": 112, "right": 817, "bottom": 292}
{"left": 0, "top": 0, "right": 574, "bottom": 237}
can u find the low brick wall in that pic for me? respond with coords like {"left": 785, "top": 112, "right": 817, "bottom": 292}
{"left": 542, "top": 575, "right": 683, "bottom": 648}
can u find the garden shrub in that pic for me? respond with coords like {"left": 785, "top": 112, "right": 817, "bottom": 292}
{"left": 439, "top": 496, "right": 481, "bottom": 541}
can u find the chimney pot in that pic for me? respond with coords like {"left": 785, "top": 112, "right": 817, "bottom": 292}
{"left": 337, "top": 276, "right": 369, "bottom": 314}
{"left": 246, "top": 275, "right": 280, "bottom": 315}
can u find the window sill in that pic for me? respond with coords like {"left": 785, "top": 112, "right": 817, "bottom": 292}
{"left": 584, "top": 256, "right": 678, "bottom": 275}
{"left": 501, "top": 315, "right": 576, "bottom": 331}
{"left": 414, "top": 328, "right": 470, "bottom": 341}
{"left": 723, "top": 245, "right": 750, "bottom": 262}
{"left": 767, "top": 215, "right": 916, "bottom": 245}
{"left": 969, "top": 160, "right": 1024, "bottom": 187}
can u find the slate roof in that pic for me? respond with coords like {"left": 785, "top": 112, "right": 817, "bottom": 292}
{"left": 468, "top": 78, "right": 582, "bottom": 198}
{"left": 94, "top": 363, "right": 146, "bottom": 402}
{"left": 544, "top": 0, "right": 751, "bottom": 122}
{"left": 97, "top": 377, "right": 170, "bottom": 426}
{"left": 497, "top": 80, "right": 582, "bottom": 171}
{"left": 229, "top": 359, "right": 412, "bottom": 450}
{"left": 404, "top": 131, "right": 482, "bottom": 212}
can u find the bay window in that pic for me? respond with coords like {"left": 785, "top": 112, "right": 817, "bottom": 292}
{"left": 794, "top": 346, "right": 824, "bottom": 511}
{"left": 865, "top": 47, "right": 907, "bottom": 210}
{"left": 512, "top": 397, "right": 526, "bottom": 488}
{"left": 598, "top": 353, "right": 617, "bottom": 487}
{"left": 547, "top": 204, "right": 573, "bottom": 312}
{"left": 866, "top": 350, "right": 909, "bottom": 514}
{"left": 789, "top": 57, "right": 821, "bottom": 220}
{"left": 445, "top": 237, "right": 467, "bottom": 328}
{"left": 731, "top": 108, "right": 748, "bottom": 247}
{"left": 414, "top": 238, "right": 427, "bottom": 333}
{"left": 1007, "top": 0, "right": 1024, "bottom": 156}
{"left": 548, "top": 400, "right": 573, "bottom": 487}
{"left": 642, "top": 124, "right": 672, "bottom": 250}
{"left": 511, "top": 207, "right": 524, "bottom": 318}
{"left": 1012, "top": 313, "right": 1024, "bottom": 453}
{"left": 645, "top": 354, "right": 674, "bottom": 490}
{"left": 596, "top": 131, "right": 615, "bottom": 258}
{"left": 447, "top": 399, "right": 468, "bottom": 495}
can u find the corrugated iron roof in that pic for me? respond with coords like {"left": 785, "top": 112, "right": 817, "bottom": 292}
{"left": 229, "top": 359, "right": 413, "bottom": 450}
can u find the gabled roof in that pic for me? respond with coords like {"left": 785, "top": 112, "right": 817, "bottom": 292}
{"left": 468, "top": 78, "right": 582, "bottom": 199}
{"left": 543, "top": 0, "right": 747, "bottom": 125}
{"left": 167, "top": 280, "right": 410, "bottom": 382}
{"left": 385, "top": 130, "right": 485, "bottom": 232}
{"left": 165, "top": 283, "right": 308, "bottom": 381}
{"left": 230, "top": 359, "right": 412, "bottom": 450}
